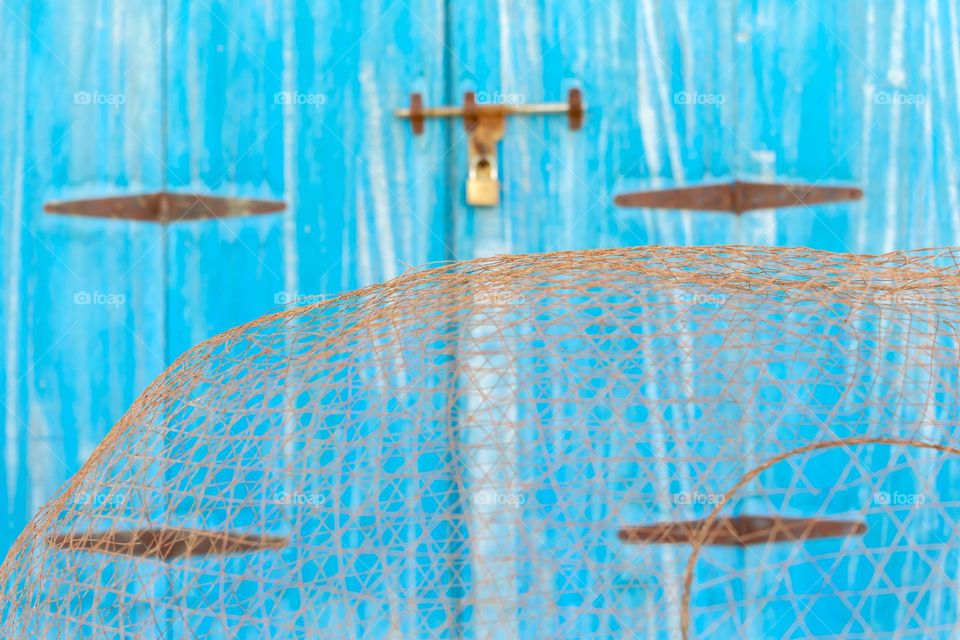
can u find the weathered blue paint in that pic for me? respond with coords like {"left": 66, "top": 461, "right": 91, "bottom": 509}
{"left": 2, "top": 0, "right": 960, "bottom": 637}
{"left": 0, "top": 0, "right": 166, "bottom": 557}
{"left": 446, "top": 1, "right": 960, "bottom": 637}
{"left": 731, "top": 3, "right": 960, "bottom": 636}
{"left": 0, "top": 0, "right": 454, "bottom": 557}
{"left": 280, "top": 0, "right": 452, "bottom": 298}
{"left": 164, "top": 0, "right": 287, "bottom": 360}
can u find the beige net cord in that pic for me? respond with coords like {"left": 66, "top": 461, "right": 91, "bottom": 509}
{"left": 1, "top": 245, "right": 960, "bottom": 638}
{"left": 679, "top": 437, "right": 960, "bottom": 639}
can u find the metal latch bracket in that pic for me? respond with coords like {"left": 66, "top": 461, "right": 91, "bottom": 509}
{"left": 396, "top": 89, "right": 584, "bottom": 206}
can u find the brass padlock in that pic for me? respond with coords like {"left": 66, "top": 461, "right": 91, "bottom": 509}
{"left": 467, "top": 153, "right": 499, "bottom": 206}
{"left": 465, "top": 107, "right": 506, "bottom": 207}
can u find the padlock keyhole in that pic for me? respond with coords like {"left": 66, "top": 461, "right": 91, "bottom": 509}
{"left": 476, "top": 157, "right": 493, "bottom": 180}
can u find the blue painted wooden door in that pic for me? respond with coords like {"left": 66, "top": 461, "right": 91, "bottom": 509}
{"left": 0, "top": 0, "right": 450, "bottom": 552}
{"left": 442, "top": 1, "right": 960, "bottom": 638}
{"left": 3, "top": 0, "right": 960, "bottom": 638}
{"left": 0, "top": 0, "right": 167, "bottom": 555}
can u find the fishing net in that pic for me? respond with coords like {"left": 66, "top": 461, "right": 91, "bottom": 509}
{"left": 2, "top": 245, "right": 960, "bottom": 639}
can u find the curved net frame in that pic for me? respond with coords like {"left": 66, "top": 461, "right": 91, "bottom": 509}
{"left": 3, "top": 245, "right": 960, "bottom": 639}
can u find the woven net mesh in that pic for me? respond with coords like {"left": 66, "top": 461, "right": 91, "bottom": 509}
{"left": 2, "top": 245, "right": 960, "bottom": 639}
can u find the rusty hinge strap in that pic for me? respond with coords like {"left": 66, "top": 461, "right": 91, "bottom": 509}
{"left": 618, "top": 514, "right": 866, "bottom": 547}
{"left": 614, "top": 180, "right": 863, "bottom": 213}
{"left": 44, "top": 191, "right": 286, "bottom": 222}
{"left": 48, "top": 527, "right": 288, "bottom": 560}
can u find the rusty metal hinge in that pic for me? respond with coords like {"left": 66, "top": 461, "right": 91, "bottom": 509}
{"left": 614, "top": 180, "right": 862, "bottom": 213}
{"left": 618, "top": 514, "right": 866, "bottom": 547}
{"left": 44, "top": 191, "right": 286, "bottom": 222}
{"left": 48, "top": 527, "right": 288, "bottom": 560}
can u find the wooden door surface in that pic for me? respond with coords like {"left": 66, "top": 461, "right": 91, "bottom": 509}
{"left": 0, "top": 0, "right": 453, "bottom": 557}
{"left": 2, "top": 2, "right": 960, "bottom": 637}
{"left": 0, "top": 0, "right": 166, "bottom": 553}
{"left": 442, "top": 1, "right": 960, "bottom": 637}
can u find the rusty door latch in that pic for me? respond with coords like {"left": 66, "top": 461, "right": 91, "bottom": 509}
{"left": 396, "top": 89, "right": 584, "bottom": 207}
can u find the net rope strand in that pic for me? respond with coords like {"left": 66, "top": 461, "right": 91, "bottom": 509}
{"left": 2, "top": 245, "right": 960, "bottom": 638}
{"left": 679, "top": 437, "right": 960, "bottom": 640}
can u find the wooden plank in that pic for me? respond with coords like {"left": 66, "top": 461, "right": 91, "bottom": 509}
{"left": 161, "top": 6, "right": 287, "bottom": 637}
{"left": 164, "top": 0, "right": 287, "bottom": 360}
{"left": 732, "top": 0, "right": 959, "bottom": 252}
{"left": 0, "top": 0, "right": 28, "bottom": 555}
{"left": 278, "top": 4, "right": 457, "bottom": 635}
{"left": 282, "top": 0, "right": 452, "bottom": 300}
{"left": 0, "top": 0, "right": 166, "bottom": 555}
{"left": 447, "top": 3, "right": 741, "bottom": 638}
{"left": 732, "top": 3, "right": 960, "bottom": 636}
{"left": 158, "top": 3, "right": 456, "bottom": 638}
